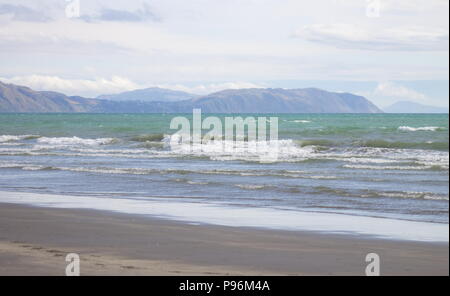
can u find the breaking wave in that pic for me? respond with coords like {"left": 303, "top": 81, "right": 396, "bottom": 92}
{"left": 398, "top": 126, "right": 444, "bottom": 132}
{"left": 0, "top": 135, "right": 40, "bottom": 143}
{"left": 286, "top": 120, "right": 312, "bottom": 123}
{"left": 0, "top": 133, "right": 448, "bottom": 169}
{"left": 130, "top": 134, "right": 166, "bottom": 142}
{"left": 37, "top": 136, "right": 118, "bottom": 146}
{"left": 360, "top": 140, "right": 449, "bottom": 151}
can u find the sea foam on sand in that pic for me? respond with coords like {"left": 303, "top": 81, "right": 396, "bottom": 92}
{"left": 0, "top": 191, "right": 448, "bottom": 243}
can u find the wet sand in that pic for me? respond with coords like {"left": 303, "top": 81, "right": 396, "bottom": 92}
{"left": 0, "top": 203, "right": 448, "bottom": 276}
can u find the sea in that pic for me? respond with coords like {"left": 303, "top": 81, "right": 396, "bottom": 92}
{"left": 0, "top": 113, "right": 448, "bottom": 241}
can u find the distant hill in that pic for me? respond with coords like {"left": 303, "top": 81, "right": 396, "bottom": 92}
{"left": 0, "top": 81, "right": 383, "bottom": 113}
{"left": 384, "top": 101, "right": 449, "bottom": 113}
{"left": 97, "top": 87, "right": 197, "bottom": 102}
{"left": 186, "top": 88, "right": 383, "bottom": 113}
{"left": 0, "top": 81, "right": 100, "bottom": 112}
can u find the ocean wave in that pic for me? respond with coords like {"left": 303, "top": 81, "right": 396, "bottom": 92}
{"left": 332, "top": 147, "right": 448, "bottom": 168}
{"left": 37, "top": 136, "right": 118, "bottom": 146}
{"left": 163, "top": 134, "right": 450, "bottom": 166}
{"left": 295, "top": 139, "right": 334, "bottom": 147}
{"left": 337, "top": 157, "right": 400, "bottom": 164}
{"left": 363, "top": 190, "right": 449, "bottom": 201}
{"left": 0, "top": 162, "right": 23, "bottom": 169}
{"left": 164, "top": 134, "right": 319, "bottom": 162}
{"left": 0, "top": 135, "right": 40, "bottom": 143}
{"left": 1, "top": 134, "right": 448, "bottom": 168}
{"left": 290, "top": 137, "right": 448, "bottom": 151}
{"left": 167, "top": 168, "right": 341, "bottom": 180}
{"left": 380, "top": 192, "right": 449, "bottom": 201}
{"left": 286, "top": 120, "right": 312, "bottom": 123}
{"left": 398, "top": 126, "right": 444, "bottom": 132}
{"left": 66, "top": 148, "right": 152, "bottom": 155}
{"left": 130, "top": 134, "right": 166, "bottom": 142}
{"left": 0, "top": 161, "right": 342, "bottom": 181}
{"left": 235, "top": 184, "right": 271, "bottom": 190}
{"left": 187, "top": 180, "right": 210, "bottom": 185}
{"left": 1, "top": 146, "right": 447, "bottom": 169}
{"left": 136, "top": 142, "right": 165, "bottom": 149}
{"left": 0, "top": 142, "right": 26, "bottom": 146}
{"left": 311, "top": 186, "right": 449, "bottom": 201}
{"left": 343, "top": 164, "right": 434, "bottom": 171}
{"left": 307, "top": 175, "right": 340, "bottom": 180}
{"left": 359, "top": 140, "right": 449, "bottom": 151}
{"left": 22, "top": 165, "right": 54, "bottom": 171}
{"left": 0, "top": 149, "right": 175, "bottom": 159}
{"left": 0, "top": 163, "right": 54, "bottom": 171}
{"left": 2, "top": 160, "right": 447, "bottom": 204}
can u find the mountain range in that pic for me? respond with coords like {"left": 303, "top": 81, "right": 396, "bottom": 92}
{"left": 0, "top": 81, "right": 383, "bottom": 113}
{"left": 97, "top": 87, "right": 197, "bottom": 102}
{"left": 0, "top": 81, "right": 99, "bottom": 112}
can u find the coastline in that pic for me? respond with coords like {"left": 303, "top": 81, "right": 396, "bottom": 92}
{"left": 0, "top": 191, "right": 447, "bottom": 242}
{"left": 0, "top": 202, "right": 448, "bottom": 276}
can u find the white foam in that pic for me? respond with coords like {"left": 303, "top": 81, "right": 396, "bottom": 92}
{"left": 235, "top": 184, "right": 268, "bottom": 190}
{"left": 161, "top": 134, "right": 450, "bottom": 167}
{"left": 334, "top": 147, "right": 448, "bottom": 169}
{"left": 0, "top": 162, "right": 23, "bottom": 168}
{"left": 398, "top": 126, "right": 441, "bottom": 132}
{"left": 382, "top": 192, "right": 449, "bottom": 201}
{"left": 163, "top": 135, "right": 318, "bottom": 162}
{"left": 343, "top": 164, "right": 432, "bottom": 171}
{"left": 0, "top": 161, "right": 342, "bottom": 181}
{"left": 289, "top": 120, "right": 312, "bottom": 123}
{"left": 186, "top": 181, "right": 209, "bottom": 185}
{"left": 0, "top": 143, "right": 25, "bottom": 146}
{"left": 337, "top": 157, "right": 400, "bottom": 164}
{"left": 1, "top": 134, "right": 447, "bottom": 169}
{"left": 37, "top": 136, "right": 117, "bottom": 146}
{"left": 307, "top": 175, "right": 340, "bottom": 180}
{"left": 424, "top": 195, "right": 450, "bottom": 201}
{"left": 0, "top": 135, "right": 39, "bottom": 143}
{"left": 0, "top": 191, "right": 447, "bottom": 242}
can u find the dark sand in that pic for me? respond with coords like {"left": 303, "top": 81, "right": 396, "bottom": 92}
{"left": 0, "top": 203, "right": 448, "bottom": 276}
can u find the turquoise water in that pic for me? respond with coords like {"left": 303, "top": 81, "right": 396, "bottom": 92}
{"left": 0, "top": 113, "right": 448, "bottom": 225}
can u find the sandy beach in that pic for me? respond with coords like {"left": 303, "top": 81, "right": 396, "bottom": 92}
{"left": 1, "top": 0, "right": 448, "bottom": 280}
{"left": 0, "top": 202, "right": 448, "bottom": 276}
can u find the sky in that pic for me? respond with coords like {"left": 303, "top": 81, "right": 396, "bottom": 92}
{"left": 0, "top": 0, "right": 448, "bottom": 108}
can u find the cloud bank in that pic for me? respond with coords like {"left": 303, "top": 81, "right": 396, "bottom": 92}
{"left": 294, "top": 24, "right": 449, "bottom": 51}
{"left": 0, "top": 75, "right": 140, "bottom": 97}
{"left": 0, "top": 75, "right": 264, "bottom": 97}
{"left": 0, "top": 4, "right": 51, "bottom": 22}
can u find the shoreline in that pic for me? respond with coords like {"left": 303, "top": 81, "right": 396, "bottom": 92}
{"left": 0, "top": 202, "right": 448, "bottom": 276}
{"left": 0, "top": 191, "right": 448, "bottom": 243}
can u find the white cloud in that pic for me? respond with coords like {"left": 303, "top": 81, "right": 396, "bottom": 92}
{"left": 377, "top": 0, "right": 448, "bottom": 13}
{"left": 0, "top": 75, "right": 141, "bottom": 97}
{"left": 0, "top": 3, "right": 52, "bottom": 22}
{"left": 0, "top": 0, "right": 448, "bottom": 83}
{"left": 0, "top": 75, "right": 265, "bottom": 96}
{"left": 374, "top": 82, "right": 427, "bottom": 101}
{"left": 80, "top": 3, "right": 162, "bottom": 23}
{"left": 0, "top": 31, "right": 131, "bottom": 54}
{"left": 334, "top": 0, "right": 448, "bottom": 12}
{"left": 157, "top": 82, "right": 265, "bottom": 95}
{"left": 365, "top": 81, "right": 446, "bottom": 107}
{"left": 294, "top": 24, "right": 448, "bottom": 51}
